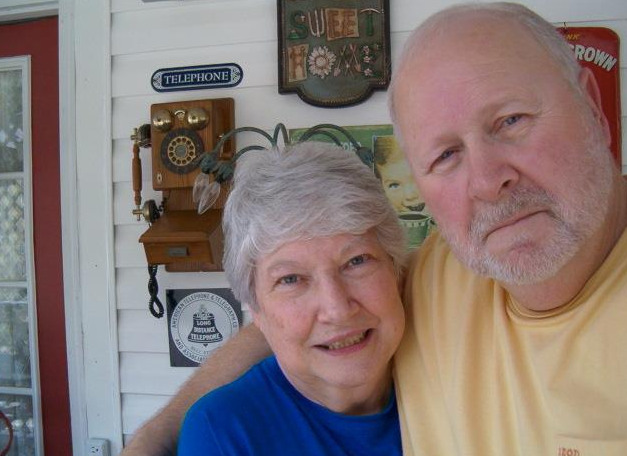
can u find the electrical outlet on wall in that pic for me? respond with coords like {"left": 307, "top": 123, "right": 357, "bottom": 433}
{"left": 86, "top": 438, "right": 110, "bottom": 456}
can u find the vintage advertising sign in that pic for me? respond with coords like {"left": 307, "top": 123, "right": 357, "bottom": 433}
{"left": 278, "top": 0, "right": 390, "bottom": 107}
{"left": 557, "top": 27, "right": 622, "bottom": 166}
{"left": 290, "top": 124, "right": 435, "bottom": 248}
{"left": 166, "top": 288, "right": 242, "bottom": 367}
{"left": 151, "top": 63, "right": 243, "bottom": 93}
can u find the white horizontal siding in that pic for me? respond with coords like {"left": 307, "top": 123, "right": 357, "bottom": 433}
{"left": 111, "top": 0, "right": 627, "bottom": 440}
{"left": 110, "top": 0, "right": 627, "bottom": 27}
{"left": 122, "top": 393, "right": 171, "bottom": 435}
{"left": 118, "top": 310, "right": 171, "bottom": 353}
{"left": 120, "top": 351, "right": 197, "bottom": 388}
{"left": 112, "top": 2, "right": 275, "bottom": 56}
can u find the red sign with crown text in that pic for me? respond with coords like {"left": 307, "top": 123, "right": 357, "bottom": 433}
{"left": 558, "top": 27, "right": 621, "bottom": 167}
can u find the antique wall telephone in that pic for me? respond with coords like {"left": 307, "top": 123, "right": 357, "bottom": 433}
{"left": 131, "top": 98, "right": 235, "bottom": 317}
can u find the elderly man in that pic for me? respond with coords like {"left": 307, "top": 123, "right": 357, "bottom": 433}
{"left": 122, "top": 3, "right": 627, "bottom": 456}
{"left": 389, "top": 3, "right": 627, "bottom": 455}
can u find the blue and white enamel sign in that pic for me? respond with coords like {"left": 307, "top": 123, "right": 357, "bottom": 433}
{"left": 151, "top": 63, "right": 243, "bottom": 92}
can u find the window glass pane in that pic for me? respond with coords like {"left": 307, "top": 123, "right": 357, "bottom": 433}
{"left": 0, "top": 179, "right": 25, "bottom": 281}
{"left": 0, "top": 69, "right": 23, "bottom": 173}
{"left": 0, "top": 288, "right": 30, "bottom": 388}
{"left": 0, "top": 394, "right": 35, "bottom": 456}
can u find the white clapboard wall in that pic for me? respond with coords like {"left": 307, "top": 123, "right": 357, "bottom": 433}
{"left": 110, "top": 0, "right": 627, "bottom": 443}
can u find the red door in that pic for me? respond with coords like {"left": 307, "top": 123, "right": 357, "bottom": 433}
{"left": 0, "top": 17, "right": 72, "bottom": 456}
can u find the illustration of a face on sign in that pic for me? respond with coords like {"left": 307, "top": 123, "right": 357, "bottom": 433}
{"left": 374, "top": 135, "right": 435, "bottom": 248}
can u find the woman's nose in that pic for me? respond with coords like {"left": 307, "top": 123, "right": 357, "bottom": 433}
{"left": 316, "top": 276, "right": 359, "bottom": 323}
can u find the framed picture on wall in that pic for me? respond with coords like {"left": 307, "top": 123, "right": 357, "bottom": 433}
{"left": 277, "top": 0, "right": 391, "bottom": 107}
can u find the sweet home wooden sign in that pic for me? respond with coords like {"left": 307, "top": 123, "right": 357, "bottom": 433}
{"left": 277, "top": 0, "right": 390, "bottom": 107}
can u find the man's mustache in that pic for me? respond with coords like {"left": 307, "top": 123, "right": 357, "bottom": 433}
{"left": 469, "top": 187, "right": 557, "bottom": 243}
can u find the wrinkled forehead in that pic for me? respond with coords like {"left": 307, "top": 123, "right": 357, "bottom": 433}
{"left": 397, "top": 14, "right": 554, "bottom": 88}
{"left": 392, "top": 15, "right": 565, "bottom": 134}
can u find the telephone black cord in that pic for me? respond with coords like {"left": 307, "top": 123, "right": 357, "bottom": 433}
{"left": 148, "top": 265, "right": 164, "bottom": 318}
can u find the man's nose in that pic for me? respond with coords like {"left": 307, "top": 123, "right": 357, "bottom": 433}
{"left": 467, "top": 139, "right": 519, "bottom": 202}
{"left": 317, "top": 276, "right": 359, "bottom": 323}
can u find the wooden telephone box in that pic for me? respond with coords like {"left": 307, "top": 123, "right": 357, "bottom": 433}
{"left": 132, "top": 98, "right": 235, "bottom": 272}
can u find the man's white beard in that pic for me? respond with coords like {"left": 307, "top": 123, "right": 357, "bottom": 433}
{"left": 439, "top": 125, "right": 615, "bottom": 285}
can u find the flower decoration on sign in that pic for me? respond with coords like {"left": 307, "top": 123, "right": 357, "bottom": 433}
{"left": 308, "top": 46, "right": 336, "bottom": 79}
{"left": 361, "top": 43, "right": 380, "bottom": 78}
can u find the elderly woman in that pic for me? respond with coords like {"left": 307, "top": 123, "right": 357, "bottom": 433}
{"left": 177, "top": 141, "right": 407, "bottom": 456}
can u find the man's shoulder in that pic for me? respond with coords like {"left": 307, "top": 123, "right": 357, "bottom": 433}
{"left": 409, "top": 231, "right": 467, "bottom": 278}
{"left": 405, "top": 231, "right": 492, "bottom": 311}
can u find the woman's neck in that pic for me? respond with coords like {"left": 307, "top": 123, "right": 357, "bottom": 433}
{"left": 281, "top": 362, "right": 393, "bottom": 416}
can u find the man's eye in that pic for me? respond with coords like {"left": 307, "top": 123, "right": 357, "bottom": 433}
{"left": 433, "top": 149, "right": 456, "bottom": 166}
{"left": 503, "top": 114, "right": 522, "bottom": 126}
{"left": 278, "top": 274, "right": 299, "bottom": 285}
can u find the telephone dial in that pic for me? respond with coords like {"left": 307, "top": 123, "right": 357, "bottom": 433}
{"left": 131, "top": 98, "right": 235, "bottom": 317}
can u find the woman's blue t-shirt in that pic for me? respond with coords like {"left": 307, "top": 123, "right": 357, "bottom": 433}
{"left": 177, "top": 356, "right": 401, "bottom": 456}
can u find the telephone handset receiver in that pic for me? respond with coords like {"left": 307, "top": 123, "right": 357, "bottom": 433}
{"left": 131, "top": 124, "right": 159, "bottom": 223}
{"left": 131, "top": 98, "right": 235, "bottom": 317}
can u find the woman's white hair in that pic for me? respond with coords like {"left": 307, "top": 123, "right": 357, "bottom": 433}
{"left": 222, "top": 141, "right": 407, "bottom": 310}
{"left": 388, "top": 2, "right": 584, "bottom": 147}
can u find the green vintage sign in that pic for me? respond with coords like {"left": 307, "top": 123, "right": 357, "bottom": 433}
{"left": 277, "top": 0, "right": 391, "bottom": 107}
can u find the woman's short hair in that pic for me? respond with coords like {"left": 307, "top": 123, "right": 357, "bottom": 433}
{"left": 222, "top": 141, "right": 407, "bottom": 309}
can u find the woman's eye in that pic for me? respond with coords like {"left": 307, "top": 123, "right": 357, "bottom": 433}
{"left": 277, "top": 274, "right": 299, "bottom": 286}
{"left": 387, "top": 182, "right": 400, "bottom": 190}
{"left": 347, "top": 254, "right": 368, "bottom": 267}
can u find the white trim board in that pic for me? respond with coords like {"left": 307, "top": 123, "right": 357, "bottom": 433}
{"left": 58, "top": 1, "right": 89, "bottom": 455}
{"left": 71, "top": 0, "right": 124, "bottom": 454}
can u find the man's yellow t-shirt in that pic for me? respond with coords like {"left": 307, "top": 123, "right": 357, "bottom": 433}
{"left": 394, "top": 229, "right": 627, "bottom": 456}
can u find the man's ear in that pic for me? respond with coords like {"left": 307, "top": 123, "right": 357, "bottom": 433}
{"left": 578, "top": 67, "right": 611, "bottom": 147}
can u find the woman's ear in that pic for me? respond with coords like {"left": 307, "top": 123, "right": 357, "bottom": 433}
{"left": 249, "top": 304, "right": 263, "bottom": 331}
{"left": 578, "top": 67, "right": 611, "bottom": 147}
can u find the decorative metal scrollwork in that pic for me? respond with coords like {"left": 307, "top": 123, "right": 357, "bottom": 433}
{"left": 192, "top": 123, "right": 374, "bottom": 214}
